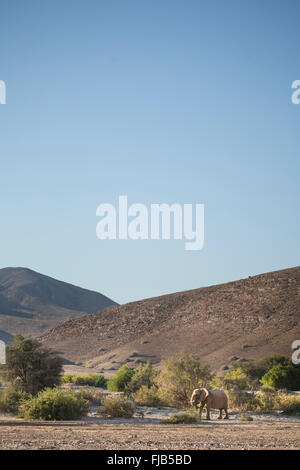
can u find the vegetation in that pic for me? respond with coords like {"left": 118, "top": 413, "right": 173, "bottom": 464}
{"left": 61, "top": 374, "right": 106, "bottom": 388}
{"left": 133, "top": 385, "right": 164, "bottom": 407}
{"left": 156, "top": 353, "right": 213, "bottom": 408}
{"left": 221, "top": 367, "right": 249, "bottom": 390}
{"left": 107, "top": 365, "right": 135, "bottom": 392}
{"left": 100, "top": 396, "right": 135, "bottom": 418}
{"left": 126, "top": 362, "right": 158, "bottom": 394}
{"left": 261, "top": 364, "right": 300, "bottom": 390}
{"left": 0, "top": 388, "right": 29, "bottom": 414}
{"left": 0, "top": 335, "right": 63, "bottom": 395}
{"left": 240, "top": 414, "right": 253, "bottom": 421}
{"left": 161, "top": 411, "right": 198, "bottom": 424}
{"left": 19, "top": 388, "right": 89, "bottom": 420}
{"left": 75, "top": 388, "right": 104, "bottom": 406}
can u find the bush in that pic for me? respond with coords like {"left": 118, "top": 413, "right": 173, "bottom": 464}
{"left": 107, "top": 365, "right": 135, "bottom": 392}
{"left": 133, "top": 385, "right": 164, "bottom": 407}
{"left": 261, "top": 365, "right": 300, "bottom": 390}
{"left": 161, "top": 411, "right": 198, "bottom": 424}
{"left": 228, "top": 389, "right": 260, "bottom": 411}
{"left": 222, "top": 367, "right": 250, "bottom": 391}
{"left": 0, "top": 388, "right": 30, "bottom": 414}
{"left": 229, "top": 356, "right": 239, "bottom": 362}
{"left": 19, "top": 388, "right": 90, "bottom": 420}
{"left": 68, "top": 374, "right": 106, "bottom": 388}
{"left": 76, "top": 388, "right": 104, "bottom": 406}
{"left": 0, "top": 335, "right": 63, "bottom": 395}
{"left": 279, "top": 395, "right": 300, "bottom": 415}
{"left": 100, "top": 396, "right": 135, "bottom": 418}
{"left": 126, "top": 362, "right": 158, "bottom": 394}
{"left": 61, "top": 375, "right": 74, "bottom": 384}
{"left": 156, "top": 354, "right": 213, "bottom": 409}
{"left": 240, "top": 414, "right": 253, "bottom": 421}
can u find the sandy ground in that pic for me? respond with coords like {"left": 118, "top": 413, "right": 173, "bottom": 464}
{"left": 0, "top": 408, "right": 299, "bottom": 450}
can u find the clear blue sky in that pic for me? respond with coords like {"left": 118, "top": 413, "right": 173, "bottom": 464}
{"left": 0, "top": 0, "right": 299, "bottom": 304}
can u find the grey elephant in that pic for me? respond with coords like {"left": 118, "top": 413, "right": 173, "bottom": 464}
{"left": 190, "top": 388, "right": 229, "bottom": 420}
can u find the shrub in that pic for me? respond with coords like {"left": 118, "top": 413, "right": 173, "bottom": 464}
{"left": 222, "top": 367, "right": 250, "bottom": 390}
{"left": 61, "top": 375, "right": 73, "bottom": 384}
{"left": 19, "top": 388, "right": 90, "bottom": 420}
{"left": 126, "top": 362, "right": 158, "bottom": 394}
{"left": 0, "top": 335, "right": 63, "bottom": 395}
{"left": 161, "top": 411, "right": 198, "bottom": 424}
{"left": 100, "top": 396, "right": 135, "bottom": 418}
{"left": 240, "top": 414, "right": 253, "bottom": 421}
{"left": 261, "top": 365, "right": 300, "bottom": 390}
{"left": 76, "top": 388, "right": 104, "bottom": 405}
{"left": 133, "top": 385, "right": 164, "bottom": 407}
{"left": 107, "top": 365, "right": 135, "bottom": 392}
{"left": 0, "top": 388, "right": 30, "bottom": 414}
{"left": 156, "top": 353, "right": 213, "bottom": 408}
{"left": 228, "top": 389, "right": 260, "bottom": 411}
{"left": 229, "top": 356, "right": 239, "bottom": 362}
{"left": 71, "top": 374, "right": 106, "bottom": 388}
{"left": 279, "top": 395, "right": 300, "bottom": 415}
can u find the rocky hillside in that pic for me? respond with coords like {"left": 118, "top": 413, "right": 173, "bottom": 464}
{"left": 40, "top": 266, "right": 300, "bottom": 371}
{"left": 0, "top": 267, "right": 117, "bottom": 341}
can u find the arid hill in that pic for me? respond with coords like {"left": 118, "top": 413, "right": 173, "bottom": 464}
{"left": 40, "top": 267, "right": 300, "bottom": 371}
{"left": 0, "top": 267, "right": 117, "bottom": 341}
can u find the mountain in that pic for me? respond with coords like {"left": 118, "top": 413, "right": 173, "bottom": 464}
{"left": 40, "top": 266, "right": 300, "bottom": 371}
{"left": 0, "top": 267, "right": 117, "bottom": 341}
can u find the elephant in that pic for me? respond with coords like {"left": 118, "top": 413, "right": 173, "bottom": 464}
{"left": 190, "top": 388, "right": 229, "bottom": 420}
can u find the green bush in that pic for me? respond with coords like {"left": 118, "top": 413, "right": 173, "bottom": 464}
{"left": 161, "top": 411, "right": 197, "bottom": 424}
{"left": 156, "top": 353, "right": 213, "bottom": 408}
{"left": 0, "top": 388, "right": 30, "bottom": 414}
{"left": 126, "top": 362, "right": 158, "bottom": 394}
{"left": 72, "top": 374, "right": 106, "bottom": 388}
{"left": 261, "top": 365, "right": 300, "bottom": 390}
{"left": 107, "top": 365, "right": 135, "bottom": 392}
{"left": 133, "top": 385, "right": 164, "bottom": 407}
{"left": 61, "top": 375, "right": 73, "bottom": 384}
{"left": 100, "top": 396, "right": 135, "bottom": 418}
{"left": 222, "top": 367, "right": 250, "bottom": 390}
{"left": 240, "top": 414, "right": 253, "bottom": 421}
{"left": 19, "top": 388, "right": 90, "bottom": 420}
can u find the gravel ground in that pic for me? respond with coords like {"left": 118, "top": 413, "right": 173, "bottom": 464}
{"left": 0, "top": 410, "right": 299, "bottom": 450}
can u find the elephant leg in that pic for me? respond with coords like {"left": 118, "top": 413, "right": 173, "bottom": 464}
{"left": 224, "top": 408, "right": 229, "bottom": 419}
{"left": 206, "top": 406, "right": 210, "bottom": 420}
{"left": 218, "top": 409, "right": 222, "bottom": 419}
{"left": 199, "top": 405, "right": 203, "bottom": 420}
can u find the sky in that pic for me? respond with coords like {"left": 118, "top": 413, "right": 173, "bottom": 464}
{"left": 0, "top": 0, "right": 299, "bottom": 304}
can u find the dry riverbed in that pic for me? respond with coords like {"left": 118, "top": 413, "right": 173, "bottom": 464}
{"left": 0, "top": 408, "right": 299, "bottom": 450}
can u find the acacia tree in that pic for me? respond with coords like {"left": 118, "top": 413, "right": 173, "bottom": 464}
{"left": 0, "top": 334, "right": 63, "bottom": 394}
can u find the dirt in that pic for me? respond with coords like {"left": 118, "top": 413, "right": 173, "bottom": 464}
{"left": 0, "top": 409, "right": 299, "bottom": 450}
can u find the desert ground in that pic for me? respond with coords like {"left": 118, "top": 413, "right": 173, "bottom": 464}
{"left": 0, "top": 408, "right": 299, "bottom": 450}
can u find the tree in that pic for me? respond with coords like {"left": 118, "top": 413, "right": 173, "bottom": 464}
{"left": 0, "top": 335, "right": 63, "bottom": 395}
{"left": 156, "top": 353, "right": 213, "bottom": 408}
